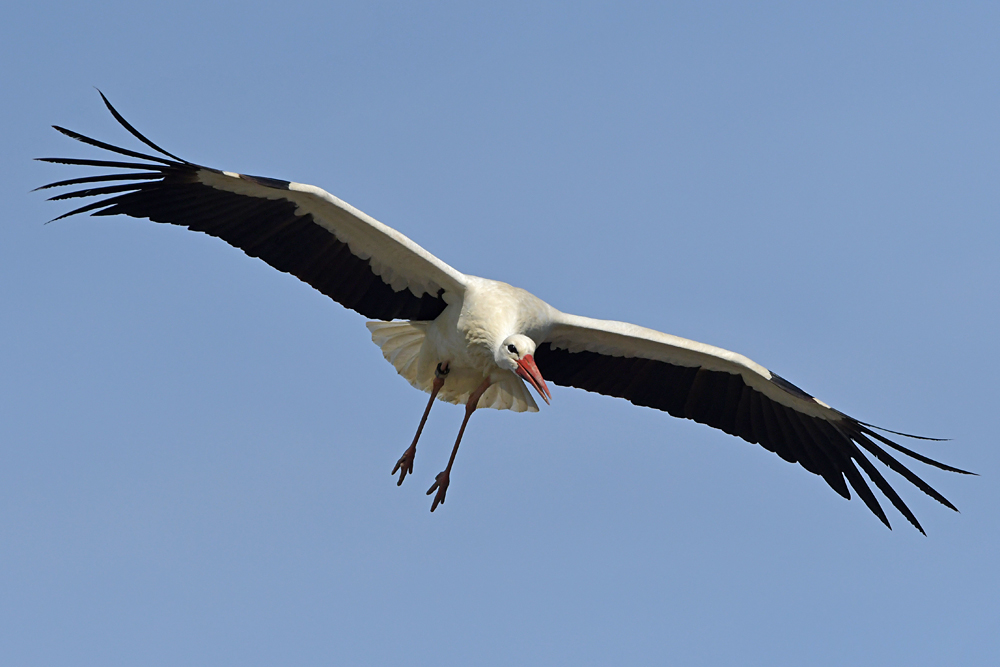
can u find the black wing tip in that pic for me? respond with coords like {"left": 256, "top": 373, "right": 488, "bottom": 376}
{"left": 91, "top": 89, "right": 187, "bottom": 163}
{"left": 852, "top": 422, "right": 975, "bottom": 476}
{"left": 940, "top": 466, "right": 977, "bottom": 477}
{"left": 47, "top": 119, "right": 178, "bottom": 167}
{"left": 96, "top": 88, "right": 118, "bottom": 117}
{"left": 855, "top": 420, "right": 949, "bottom": 442}
{"left": 44, "top": 210, "right": 84, "bottom": 224}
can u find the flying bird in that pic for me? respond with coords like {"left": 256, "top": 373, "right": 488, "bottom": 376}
{"left": 38, "top": 93, "right": 970, "bottom": 530}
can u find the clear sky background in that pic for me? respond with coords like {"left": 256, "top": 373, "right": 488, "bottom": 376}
{"left": 2, "top": 3, "right": 998, "bottom": 665}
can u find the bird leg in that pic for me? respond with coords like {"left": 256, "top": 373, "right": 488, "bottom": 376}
{"left": 427, "top": 377, "right": 492, "bottom": 512}
{"left": 393, "top": 362, "right": 450, "bottom": 486}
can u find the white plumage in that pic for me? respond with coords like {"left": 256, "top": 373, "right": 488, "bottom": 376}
{"left": 38, "top": 93, "right": 970, "bottom": 527}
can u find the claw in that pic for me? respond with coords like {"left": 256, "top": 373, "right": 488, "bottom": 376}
{"left": 392, "top": 445, "right": 416, "bottom": 486}
{"left": 427, "top": 470, "right": 450, "bottom": 511}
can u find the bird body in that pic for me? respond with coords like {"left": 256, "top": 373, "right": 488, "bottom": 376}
{"left": 38, "top": 93, "right": 970, "bottom": 528}
{"left": 368, "top": 277, "right": 552, "bottom": 412}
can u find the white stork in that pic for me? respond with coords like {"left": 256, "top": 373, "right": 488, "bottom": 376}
{"left": 38, "top": 93, "right": 970, "bottom": 530}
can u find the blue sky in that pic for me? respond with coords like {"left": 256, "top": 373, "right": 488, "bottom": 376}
{"left": 2, "top": 2, "right": 998, "bottom": 665}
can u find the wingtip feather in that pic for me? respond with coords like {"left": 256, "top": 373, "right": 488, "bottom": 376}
{"left": 94, "top": 90, "right": 186, "bottom": 162}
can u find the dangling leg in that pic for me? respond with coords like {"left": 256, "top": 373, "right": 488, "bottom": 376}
{"left": 427, "top": 377, "right": 492, "bottom": 512}
{"left": 393, "top": 362, "right": 449, "bottom": 486}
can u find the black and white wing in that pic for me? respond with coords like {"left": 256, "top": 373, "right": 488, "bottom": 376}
{"left": 534, "top": 311, "right": 970, "bottom": 533}
{"left": 37, "top": 93, "right": 467, "bottom": 321}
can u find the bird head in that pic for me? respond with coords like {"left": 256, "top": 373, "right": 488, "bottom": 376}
{"left": 497, "top": 334, "right": 551, "bottom": 404}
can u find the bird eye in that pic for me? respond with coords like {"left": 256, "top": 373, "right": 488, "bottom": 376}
{"left": 507, "top": 344, "right": 517, "bottom": 354}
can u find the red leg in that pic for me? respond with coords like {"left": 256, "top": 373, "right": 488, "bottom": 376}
{"left": 427, "top": 377, "right": 492, "bottom": 511}
{"left": 393, "top": 362, "right": 449, "bottom": 486}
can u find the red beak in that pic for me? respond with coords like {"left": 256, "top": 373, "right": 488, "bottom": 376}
{"left": 515, "top": 354, "right": 551, "bottom": 405}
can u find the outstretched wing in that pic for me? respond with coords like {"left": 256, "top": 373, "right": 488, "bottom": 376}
{"left": 534, "top": 311, "right": 971, "bottom": 533}
{"left": 37, "top": 92, "right": 468, "bottom": 321}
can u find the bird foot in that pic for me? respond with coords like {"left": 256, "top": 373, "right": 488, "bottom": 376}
{"left": 392, "top": 445, "right": 416, "bottom": 486}
{"left": 426, "top": 470, "right": 450, "bottom": 511}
